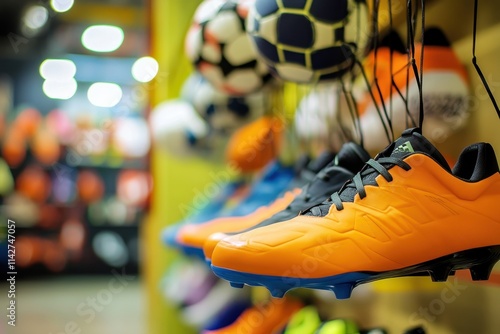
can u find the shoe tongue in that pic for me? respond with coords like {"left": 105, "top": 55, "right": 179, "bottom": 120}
{"left": 298, "top": 151, "right": 336, "bottom": 183}
{"left": 334, "top": 142, "right": 371, "bottom": 174}
{"left": 294, "top": 154, "right": 312, "bottom": 175}
{"left": 380, "top": 128, "right": 451, "bottom": 171}
{"left": 308, "top": 151, "right": 336, "bottom": 174}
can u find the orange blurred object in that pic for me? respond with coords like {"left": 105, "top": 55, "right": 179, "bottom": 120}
{"left": 203, "top": 296, "right": 303, "bottom": 334}
{"left": 16, "top": 165, "right": 51, "bottom": 203}
{"left": 43, "top": 240, "right": 67, "bottom": 272}
{"left": 38, "top": 204, "right": 63, "bottom": 229}
{"left": 117, "top": 170, "right": 152, "bottom": 208}
{"left": 14, "top": 107, "right": 42, "bottom": 138}
{"left": 225, "top": 116, "right": 283, "bottom": 173}
{"left": 0, "top": 114, "right": 5, "bottom": 137}
{"left": 32, "top": 125, "right": 61, "bottom": 165}
{"left": 16, "top": 236, "right": 45, "bottom": 267}
{"left": 2, "top": 130, "right": 26, "bottom": 167}
{"left": 60, "top": 219, "right": 86, "bottom": 253}
{"left": 77, "top": 170, "right": 105, "bottom": 204}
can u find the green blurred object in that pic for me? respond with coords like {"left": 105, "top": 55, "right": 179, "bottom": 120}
{"left": 315, "top": 319, "right": 359, "bottom": 334}
{"left": 0, "top": 158, "right": 14, "bottom": 195}
{"left": 284, "top": 306, "right": 322, "bottom": 334}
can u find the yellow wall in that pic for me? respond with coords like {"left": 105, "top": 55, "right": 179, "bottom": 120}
{"left": 144, "top": 0, "right": 225, "bottom": 333}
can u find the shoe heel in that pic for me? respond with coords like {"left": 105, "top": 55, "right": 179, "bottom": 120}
{"left": 331, "top": 283, "right": 355, "bottom": 300}
{"left": 469, "top": 246, "right": 500, "bottom": 281}
{"left": 429, "top": 265, "right": 454, "bottom": 282}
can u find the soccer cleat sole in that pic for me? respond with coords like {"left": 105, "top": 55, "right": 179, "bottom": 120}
{"left": 212, "top": 245, "right": 500, "bottom": 299}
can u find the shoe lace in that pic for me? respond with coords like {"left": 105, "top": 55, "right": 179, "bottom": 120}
{"left": 330, "top": 157, "right": 411, "bottom": 211}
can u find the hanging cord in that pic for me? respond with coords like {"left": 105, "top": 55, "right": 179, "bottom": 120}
{"left": 356, "top": 58, "right": 392, "bottom": 144}
{"left": 340, "top": 75, "right": 364, "bottom": 148}
{"left": 334, "top": 85, "right": 350, "bottom": 147}
{"left": 406, "top": 0, "right": 424, "bottom": 129}
{"left": 371, "top": 0, "right": 394, "bottom": 143}
{"left": 388, "top": 0, "right": 394, "bottom": 122}
{"left": 472, "top": 0, "right": 500, "bottom": 118}
{"left": 404, "top": 1, "right": 411, "bottom": 129}
{"left": 418, "top": 0, "right": 426, "bottom": 128}
{"left": 404, "top": 0, "right": 417, "bottom": 128}
{"left": 385, "top": 0, "right": 415, "bottom": 128}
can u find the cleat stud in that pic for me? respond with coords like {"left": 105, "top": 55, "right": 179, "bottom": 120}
{"left": 429, "top": 266, "right": 452, "bottom": 282}
{"left": 230, "top": 282, "right": 244, "bottom": 289}
{"left": 470, "top": 261, "right": 496, "bottom": 281}
{"left": 332, "top": 283, "right": 354, "bottom": 300}
{"left": 269, "top": 288, "right": 286, "bottom": 298}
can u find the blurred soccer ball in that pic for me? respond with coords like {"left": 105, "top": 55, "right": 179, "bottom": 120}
{"left": 181, "top": 72, "right": 266, "bottom": 135}
{"left": 185, "top": 0, "right": 272, "bottom": 95}
{"left": 149, "top": 99, "right": 214, "bottom": 157}
{"left": 247, "top": 0, "right": 369, "bottom": 83}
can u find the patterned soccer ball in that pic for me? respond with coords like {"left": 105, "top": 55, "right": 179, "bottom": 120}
{"left": 181, "top": 72, "right": 266, "bottom": 135}
{"left": 247, "top": 0, "right": 370, "bottom": 83}
{"left": 185, "top": 0, "right": 272, "bottom": 96}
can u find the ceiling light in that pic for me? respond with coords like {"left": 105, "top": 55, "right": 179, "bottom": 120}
{"left": 50, "top": 0, "right": 74, "bottom": 13}
{"left": 40, "top": 59, "right": 76, "bottom": 80}
{"left": 87, "top": 82, "right": 122, "bottom": 107}
{"left": 81, "top": 25, "right": 124, "bottom": 53}
{"left": 43, "top": 79, "right": 78, "bottom": 100}
{"left": 131, "top": 57, "right": 159, "bottom": 83}
{"left": 23, "top": 5, "right": 49, "bottom": 30}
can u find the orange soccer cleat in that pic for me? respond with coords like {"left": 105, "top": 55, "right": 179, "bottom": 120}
{"left": 177, "top": 187, "right": 302, "bottom": 259}
{"left": 211, "top": 128, "right": 500, "bottom": 299}
{"left": 203, "top": 143, "right": 370, "bottom": 262}
{"left": 202, "top": 296, "right": 303, "bottom": 334}
{"left": 175, "top": 152, "right": 336, "bottom": 260}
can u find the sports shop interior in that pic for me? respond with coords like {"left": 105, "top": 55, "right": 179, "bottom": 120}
{"left": 0, "top": 0, "right": 499, "bottom": 333}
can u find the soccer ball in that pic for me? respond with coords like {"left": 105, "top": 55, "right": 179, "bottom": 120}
{"left": 294, "top": 84, "right": 350, "bottom": 151}
{"left": 149, "top": 99, "right": 212, "bottom": 157}
{"left": 247, "top": 0, "right": 370, "bottom": 83}
{"left": 185, "top": 0, "right": 273, "bottom": 96}
{"left": 181, "top": 72, "right": 266, "bottom": 135}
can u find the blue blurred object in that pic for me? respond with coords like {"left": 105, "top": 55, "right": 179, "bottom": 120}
{"left": 162, "top": 179, "right": 247, "bottom": 248}
{"left": 229, "top": 160, "right": 295, "bottom": 217}
{"left": 202, "top": 299, "right": 252, "bottom": 331}
{"left": 163, "top": 160, "right": 295, "bottom": 257}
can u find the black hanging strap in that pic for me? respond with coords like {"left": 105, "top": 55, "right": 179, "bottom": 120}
{"left": 406, "top": 0, "right": 424, "bottom": 130}
{"left": 472, "top": 0, "right": 500, "bottom": 118}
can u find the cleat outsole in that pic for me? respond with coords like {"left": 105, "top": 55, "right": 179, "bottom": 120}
{"left": 331, "top": 283, "right": 354, "bottom": 299}
{"left": 470, "top": 263, "right": 494, "bottom": 281}
{"left": 429, "top": 266, "right": 453, "bottom": 282}
{"left": 230, "top": 282, "right": 244, "bottom": 289}
{"left": 213, "top": 245, "right": 500, "bottom": 299}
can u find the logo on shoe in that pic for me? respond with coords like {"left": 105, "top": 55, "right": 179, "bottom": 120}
{"left": 393, "top": 141, "right": 415, "bottom": 155}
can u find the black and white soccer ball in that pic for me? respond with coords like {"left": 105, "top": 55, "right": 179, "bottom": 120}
{"left": 181, "top": 72, "right": 266, "bottom": 135}
{"left": 247, "top": 0, "right": 370, "bottom": 83}
{"left": 185, "top": 0, "right": 272, "bottom": 96}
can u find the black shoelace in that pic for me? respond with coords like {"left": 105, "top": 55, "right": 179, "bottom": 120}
{"left": 329, "top": 157, "right": 412, "bottom": 211}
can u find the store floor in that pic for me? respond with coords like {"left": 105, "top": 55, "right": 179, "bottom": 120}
{"left": 4, "top": 276, "right": 144, "bottom": 334}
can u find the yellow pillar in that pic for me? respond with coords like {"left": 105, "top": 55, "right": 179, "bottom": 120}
{"left": 143, "top": 0, "right": 227, "bottom": 333}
